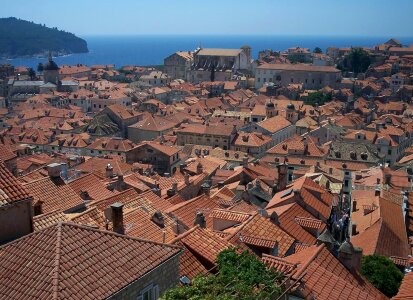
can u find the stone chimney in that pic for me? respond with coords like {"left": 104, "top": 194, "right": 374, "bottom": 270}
{"left": 338, "top": 240, "right": 363, "bottom": 272}
{"left": 352, "top": 200, "right": 357, "bottom": 212}
{"left": 105, "top": 164, "right": 113, "bottom": 178}
{"left": 184, "top": 173, "right": 190, "bottom": 185}
{"left": 196, "top": 162, "right": 203, "bottom": 175}
{"left": 111, "top": 202, "right": 124, "bottom": 234}
{"left": 201, "top": 182, "right": 211, "bottom": 196}
{"left": 242, "top": 155, "right": 249, "bottom": 167}
{"left": 384, "top": 173, "right": 391, "bottom": 185}
{"left": 172, "top": 182, "right": 178, "bottom": 192}
{"left": 47, "top": 163, "right": 67, "bottom": 178}
{"left": 117, "top": 174, "right": 125, "bottom": 190}
{"left": 270, "top": 211, "right": 280, "bottom": 225}
{"left": 194, "top": 211, "right": 206, "bottom": 228}
{"left": 151, "top": 211, "right": 165, "bottom": 228}
{"left": 316, "top": 229, "right": 336, "bottom": 250}
{"left": 375, "top": 187, "right": 381, "bottom": 197}
{"left": 276, "top": 163, "right": 288, "bottom": 192}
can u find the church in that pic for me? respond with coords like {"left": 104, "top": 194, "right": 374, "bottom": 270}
{"left": 7, "top": 52, "right": 79, "bottom": 104}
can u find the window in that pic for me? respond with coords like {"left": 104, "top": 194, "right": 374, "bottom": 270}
{"left": 137, "top": 284, "right": 159, "bottom": 300}
{"left": 388, "top": 149, "right": 392, "bottom": 155}
{"left": 290, "top": 78, "right": 294, "bottom": 83}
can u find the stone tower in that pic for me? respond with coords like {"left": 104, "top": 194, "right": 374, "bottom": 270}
{"left": 43, "top": 52, "right": 60, "bottom": 84}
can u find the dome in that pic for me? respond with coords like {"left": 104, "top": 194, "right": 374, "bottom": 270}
{"left": 287, "top": 103, "right": 295, "bottom": 110}
{"left": 44, "top": 60, "right": 59, "bottom": 71}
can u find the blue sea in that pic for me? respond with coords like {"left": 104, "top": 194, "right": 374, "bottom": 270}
{"left": 2, "top": 35, "right": 413, "bottom": 69}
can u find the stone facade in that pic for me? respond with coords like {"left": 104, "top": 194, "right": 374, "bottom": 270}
{"left": 255, "top": 64, "right": 341, "bottom": 89}
{"left": 0, "top": 199, "right": 33, "bottom": 244}
{"left": 164, "top": 51, "right": 193, "bottom": 80}
{"left": 108, "top": 254, "right": 180, "bottom": 300}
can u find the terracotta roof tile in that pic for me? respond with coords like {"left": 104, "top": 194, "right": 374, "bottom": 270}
{"left": 282, "top": 245, "right": 387, "bottom": 300}
{"left": 23, "top": 177, "right": 84, "bottom": 214}
{"left": 393, "top": 271, "right": 413, "bottom": 299}
{"left": 0, "top": 160, "right": 32, "bottom": 206}
{"left": 226, "top": 214, "right": 295, "bottom": 257}
{"left": 68, "top": 173, "right": 115, "bottom": 201}
{"left": 0, "top": 222, "right": 181, "bottom": 299}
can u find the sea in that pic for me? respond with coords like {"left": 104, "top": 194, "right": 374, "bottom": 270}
{"left": 2, "top": 35, "right": 413, "bottom": 69}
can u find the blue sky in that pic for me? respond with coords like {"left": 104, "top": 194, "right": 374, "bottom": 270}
{"left": 2, "top": 0, "right": 413, "bottom": 37}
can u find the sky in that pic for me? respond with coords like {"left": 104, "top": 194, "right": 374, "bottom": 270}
{"left": 2, "top": 0, "right": 413, "bottom": 37}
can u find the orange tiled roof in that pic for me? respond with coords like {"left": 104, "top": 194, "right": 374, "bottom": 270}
{"left": 268, "top": 202, "right": 325, "bottom": 245}
{"left": 176, "top": 242, "right": 209, "bottom": 279}
{"left": 123, "top": 207, "right": 176, "bottom": 243}
{"left": 33, "top": 210, "right": 70, "bottom": 231}
{"left": 171, "top": 226, "right": 234, "bottom": 267}
{"left": 0, "top": 222, "right": 181, "bottom": 299}
{"left": 226, "top": 214, "right": 295, "bottom": 257}
{"left": 23, "top": 177, "right": 84, "bottom": 214}
{"left": 282, "top": 244, "right": 387, "bottom": 300}
{"left": 392, "top": 271, "right": 413, "bottom": 299}
{"left": 68, "top": 173, "right": 115, "bottom": 201}
{"left": 0, "top": 160, "right": 32, "bottom": 206}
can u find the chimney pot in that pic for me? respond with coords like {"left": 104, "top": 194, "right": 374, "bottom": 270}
{"left": 111, "top": 202, "right": 124, "bottom": 234}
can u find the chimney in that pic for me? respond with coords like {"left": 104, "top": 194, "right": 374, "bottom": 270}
{"left": 111, "top": 202, "right": 124, "bottom": 234}
{"left": 137, "top": 167, "right": 143, "bottom": 175}
{"left": 338, "top": 240, "right": 362, "bottom": 272}
{"left": 270, "top": 211, "right": 280, "bottom": 225}
{"left": 384, "top": 173, "right": 391, "bottom": 185}
{"left": 179, "top": 163, "right": 186, "bottom": 173}
{"left": 105, "top": 164, "right": 113, "bottom": 178}
{"left": 47, "top": 163, "right": 66, "bottom": 178}
{"left": 196, "top": 162, "right": 203, "bottom": 175}
{"left": 172, "top": 182, "right": 178, "bottom": 192}
{"left": 375, "top": 187, "right": 381, "bottom": 196}
{"left": 151, "top": 211, "right": 165, "bottom": 228}
{"left": 276, "top": 163, "right": 288, "bottom": 192}
{"left": 351, "top": 222, "right": 357, "bottom": 236}
{"left": 117, "top": 174, "right": 125, "bottom": 189}
{"left": 166, "top": 188, "right": 176, "bottom": 197}
{"left": 242, "top": 155, "right": 249, "bottom": 167}
{"left": 352, "top": 200, "right": 357, "bottom": 212}
{"left": 328, "top": 168, "right": 333, "bottom": 175}
{"left": 184, "top": 173, "right": 190, "bottom": 185}
{"left": 194, "top": 212, "right": 206, "bottom": 228}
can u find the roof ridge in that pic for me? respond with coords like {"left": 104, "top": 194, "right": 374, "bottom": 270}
{"left": 169, "top": 225, "right": 201, "bottom": 244}
{"left": 58, "top": 222, "right": 182, "bottom": 249}
{"left": 52, "top": 223, "right": 63, "bottom": 300}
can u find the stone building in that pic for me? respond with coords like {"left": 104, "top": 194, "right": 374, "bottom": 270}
{"left": 176, "top": 123, "right": 237, "bottom": 150}
{"left": 164, "top": 51, "right": 193, "bottom": 80}
{"left": 255, "top": 63, "right": 341, "bottom": 89}
{"left": 0, "top": 222, "right": 181, "bottom": 299}
{"left": 0, "top": 160, "right": 33, "bottom": 244}
{"left": 187, "top": 46, "right": 252, "bottom": 84}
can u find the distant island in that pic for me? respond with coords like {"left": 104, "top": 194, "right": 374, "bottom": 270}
{"left": 0, "top": 17, "right": 88, "bottom": 58}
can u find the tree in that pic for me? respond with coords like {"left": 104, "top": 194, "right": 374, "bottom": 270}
{"left": 161, "top": 248, "right": 284, "bottom": 300}
{"left": 313, "top": 47, "right": 322, "bottom": 54}
{"left": 361, "top": 255, "right": 404, "bottom": 297}
{"left": 304, "top": 91, "right": 332, "bottom": 106}
{"left": 28, "top": 68, "right": 36, "bottom": 80}
{"left": 345, "top": 47, "right": 371, "bottom": 74}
